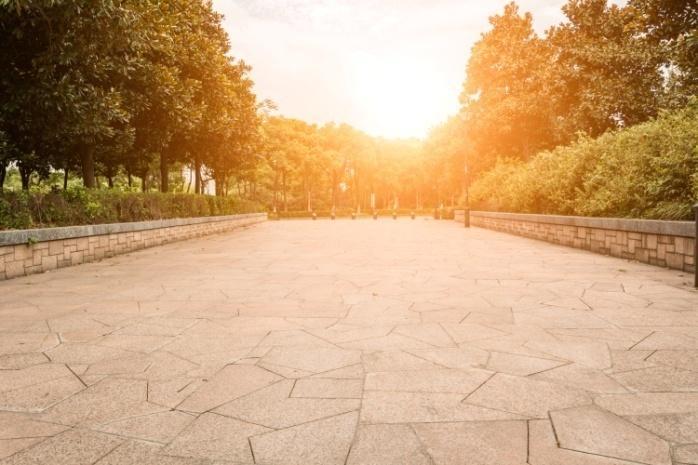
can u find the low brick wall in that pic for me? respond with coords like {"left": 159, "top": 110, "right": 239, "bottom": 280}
{"left": 0, "top": 213, "right": 267, "bottom": 281}
{"left": 457, "top": 210, "right": 695, "bottom": 273}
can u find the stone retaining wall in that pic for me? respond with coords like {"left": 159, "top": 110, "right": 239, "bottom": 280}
{"left": 458, "top": 210, "right": 695, "bottom": 273}
{"left": 0, "top": 213, "right": 267, "bottom": 281}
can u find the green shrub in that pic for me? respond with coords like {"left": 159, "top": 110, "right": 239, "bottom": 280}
{"left": 0, "top": 189, "right": 264, "bottom": 230}
{"left": 471, "top": 101, "right": 698, "bottom": 220}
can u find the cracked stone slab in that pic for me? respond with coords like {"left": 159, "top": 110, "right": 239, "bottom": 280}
{"left": 177, "top": 364, "right": 281, "bottom": 413}
{"left": 163, "top": 413, "right": 268, "bottom": 462}
{"left": 0, "top": 429, "right": 124, "bottom": 465}
{"left": 550, "top": 405, "right": 672, "bottom": 465}
{"left": 413, "top": 420, "right": 528, "bottom": 465}
{"left": 250, "top": 411, "right": 357, "bottom": 465}
{"left": 364, "top": 368, "right": 491, "bottom": 394}
{"left": 291, "top": 378, "right": 363, "bottom": 398}
{"left": 346, "top": 424, "right": 431, "bottom": 465}
{"left": 466, "top": 373, "right": 592, "bottom": 418}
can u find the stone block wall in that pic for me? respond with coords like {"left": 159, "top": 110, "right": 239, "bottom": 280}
{"left": 0, "top": 213, "right": 267, "bottom": 281}
{"left": 462, "top": 211, "right": 695, "bottom": 273}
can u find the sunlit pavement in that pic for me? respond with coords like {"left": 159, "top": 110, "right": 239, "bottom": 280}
{"left": 1, "top": 219, "right": 697, "bottom": 465}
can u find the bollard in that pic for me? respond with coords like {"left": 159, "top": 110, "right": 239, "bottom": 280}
{"left": 373, "top": 211, "right": 378, "bottom": 220}
{"left": 694, "top": 204, "right": 698, "bottom": 288}
{"left": 433, "top": 208, "right": 439, "bottom": 220}
{"left": 351, "top": 212, "right": 356, "bottom": 220}
{"left": 411, "top": 212, "right": 416, "bottom": 220}
{"left": 464, "top": 208, "right": 470, "bottom": 228}
{"left": 331, "top": 212, "right": 335, "bottom": 220}
{"left": 393, "top": 211, "right": 397, "bottom": 220}
{"left": 312, "top": 212, "right": 317, "bottom": 221}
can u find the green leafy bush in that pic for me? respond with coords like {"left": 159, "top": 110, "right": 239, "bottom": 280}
{"left": 470, "top": 101, "right": 698, "bottom": 220}
{"left": 0, "top": 189, "right": 264, "bottom": 231}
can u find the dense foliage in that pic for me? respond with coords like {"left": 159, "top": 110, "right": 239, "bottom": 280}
{"left": 0, "top": 0, "right": 258, "bottom": 195}
{"left": 470, "top": 101, "right": 698, "bottom": 220}
{"left": 0, "top": 190, "right": 262, "bottom": 230}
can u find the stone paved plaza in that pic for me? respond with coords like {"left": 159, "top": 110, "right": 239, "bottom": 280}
{"left": 1, "top": 219, "right": 698, "bottom": 465}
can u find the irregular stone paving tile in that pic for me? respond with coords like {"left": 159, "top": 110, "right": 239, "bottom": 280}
{"left": 485, "top": 351, "right": 567, "bottom": 376}
{"left": 0, "top": 439, "right": 44, "bottom": 461}
{"left": 612, "top": 366, "right": 698, "bottom": 392}
{"left": 291, "top": 378, "right": 363, "bottom": 398}
{"left": 97, "top": 335, "right": 174, "bottom": 353}
{"left": 413, "top": 420, "right": 528, "bottom": 465}
{"left": 308, "top": 326, "right": 396, "bottom": 344}
{"left": 528, "top": 419, "right": 644, "bottom": 465}
{"left": 339, "top": 334, "right": 436, "bottom": 351}
{"left": 260, "top": 347, "right": 361, "bottom": 374}
{"left": 406, "top": 347, "right": 490, "bottom": 370}
{"left": 83, "top": 355, "right": 152, "bottom": 377}
{"left": 96, "top": 441, "right": 220, "bottom": 465}
{"left": 0, "top": 376, "right": 85, "bottom": 413}
{"left": 0, "top": 354, "right": 48, "bottom": 370}
{"left": 361, "top": 391, "right": 525, "bottom": 424}
{"left": 365, "top": 368, "right": 491, "bottom": 394}
{"left": 531, "top": 363, "right": 629, "bottom": 394}
{"left": 309, "top": 363, "right": 364, "bottom": 379}
{"left": 419, "top": 308, "right": 471, "bottom": 323}
{"left": 256, "top": 330, "right": 338, "bottom": 348}
{"left": 632, "top": 331, "right": 698, "bottom": 351}
{"left": 605, "top": 350, "right": 657, "bottom": 374}
{"left": 595, "top": 393, "right": 698, "bottom": 416}
{"left": 466, "top": 373, "right": 592, "bottom": 418}
{"left": 0, "top": 333, "right": 59, "bottom": 356}
{"left": 441, "top": 323, "right": 509, "bottom": 344}
{"left": 163, "top": 413, "right": 268, "bottom": 462}
{"left": 214, "top": 379, "right": 359, "bottom": 428}
{"left": 255, "top": 362, "right": 314, "bottom": 379}
{"left": 94, "top": 410, "right": 195, "bottom": 444}
{"left": 0, "top": 364, "right": 72, "bottom": 393}
{"left": 163, "top": 335, "right": 263, "bottom": 359}
{"left": 625, "top": 412, "right": 698, "bottom": 444}
{"left": 362, "top": 350, "right": 441, "bottom": 372}
{"left": 177, "top": 365, "right": 281, "bottom": 413}
{"left": 550, "top": 406, "right": 672, "bottom": 465}
{"left": 147, "top": 377, "right": 203, "bottom": 409}
{"left": 250, "top": 411, "right": 357, "bottom": 465}
{"left": 39, "top": 378, "right": 164, "bottom": 426}
{"left": 346, "top": 424, "right": 431, "bottom": 465}
{"left": 393, "top": 324, "right": 457, "bottom": 347}
{"left": 525, "top": 339, "right": 612, "bottom": 369}
{"left": 514, "top": 307, "right": 612, "bottom": 329}
{"left": 674, "top": 444, "right": 698, "bottom": 464}
{"left": 647, "top": 350, "right": 698, "bottom": 372}
{"left": 548, "top": 328, "right": 652, "bottom": 351}
{"left": 45, "top": 343, "right": 133, "bottom": 365}
{"left": 0, "top": 412, "right": 68, "bottom": 439}
{"left": 0, "top": 429, "right": 123, "bottom": 465}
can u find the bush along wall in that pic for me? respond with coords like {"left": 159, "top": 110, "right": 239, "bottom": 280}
{"left": 0, "top": 189, "right": 264, "bottom": 230}
{"left": 470, "top": 101, "right": 698, "bottom": 220}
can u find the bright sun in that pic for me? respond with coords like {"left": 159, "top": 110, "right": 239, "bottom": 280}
{"left": 351, "top": 54, "right": 456, "bottom": 139}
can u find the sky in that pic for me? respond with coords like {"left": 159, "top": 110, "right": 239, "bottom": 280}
{"left": 211, "top": 1, "right": 585, "bottom": 139}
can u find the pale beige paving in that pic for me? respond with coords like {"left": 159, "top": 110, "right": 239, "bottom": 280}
{"left": 0, "top": 219, "right": 697, "bottom": 465}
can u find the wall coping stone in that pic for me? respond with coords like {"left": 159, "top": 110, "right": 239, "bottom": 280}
{"left": 0, "top": 213, "right": 267, "bottom": 246}
{"left": 465, "top": 210, "right": 695, "bottom": 238}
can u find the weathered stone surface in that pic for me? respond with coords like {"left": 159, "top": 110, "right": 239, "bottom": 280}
{"left": 250, "top": 412, "right": 357, "bottom": 465}
{"left": 0, "top": 220, "right": 696, "bottom": 465}
{"left": 550, "top": 406, "right": 672, "bottom": 465}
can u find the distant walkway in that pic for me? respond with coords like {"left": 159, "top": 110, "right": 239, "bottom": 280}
{"left": 1, "top": 220, "right": 697, "bottom": 465}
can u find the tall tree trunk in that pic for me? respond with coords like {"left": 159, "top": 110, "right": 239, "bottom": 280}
{"left": 282, "top": 171, "right": 288, "bottom": 212}
{"left": 159, "top": 152, "right": 169, "bottom": 193}
{"left": 0, "top": 160, "right": 6, "bottom": 192}
{"left": 194, "top": 158, "right": 202, "bottom": 195}
{"left": 63, "top": 166, "right": 69, "bottom": 190}
{"left": 19, "top": 166, "right": 30, "bottom": 191}
{"left": 140, "top": 172, "right": 147, "bottom": 192}
{"left": 107, "top": 175, "right": 114, "bottom": 189}
{"left": 80, "top": 143, "right": 96, "bottom": 188}
{"left": 127, "top": 172, "right": 133, "bottom": 188}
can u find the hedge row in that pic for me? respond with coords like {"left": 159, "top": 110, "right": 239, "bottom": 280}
{"left": 269, "top": 208, "right": 456, "bottom": 220}
{"left": 470, "top": 100, "right": 698, "bottom": 220}
{"left": 0, "top": 189, "right": 264, "bottom": 230}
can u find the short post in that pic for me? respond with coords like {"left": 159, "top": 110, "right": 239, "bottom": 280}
{"left": 411, "top": 212, "right": 415, "bottom": 220}
{"left": 351, "top": 212, "right": 356, "bottom": 220}
{"left": 694, "top": 204, "right": 698, "bottom": 288}
{"left": 312, "top": 212, "right": 317, "bottom": 221}
{"left": 433, "top": 208, "right": 439, "bottom": 220}
{"left": 373, "top": 211, "right": 378, "bottom": 220}
{"left": 393, "top": 211, "right": 397, "bottom": 220}
{"left": 464, "top": 208, "right": 470, "bottom": 228}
